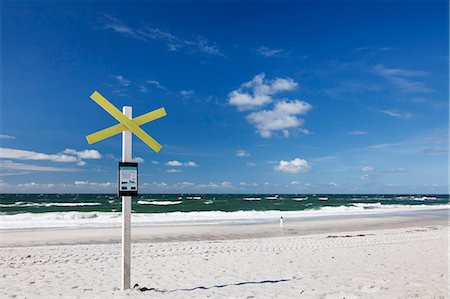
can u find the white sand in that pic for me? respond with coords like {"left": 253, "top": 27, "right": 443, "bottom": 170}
{"left": 0, "top": 215, "right": 448, "bottom": 298}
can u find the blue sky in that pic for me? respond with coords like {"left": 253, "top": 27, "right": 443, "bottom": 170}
{"left": 1, "top": 1, "right": 448, "bottom": 194}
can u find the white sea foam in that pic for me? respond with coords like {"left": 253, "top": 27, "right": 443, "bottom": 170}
{"left": 412, "top": 196, "right": 438, "bottom": 201}
{"left": 244, "top": 197, "right": 261, "bottom": 201}
{"left": 0, "top": 204, "right": 448, "bottom": 230}
{"left": 292, "top": 197, "right": 308, "bottom": 201}
{"left": 353, "top": 202, "right": 383, "bottom": 208}
{"left": 137, "top": 200, "right": 182, "bottom": 206}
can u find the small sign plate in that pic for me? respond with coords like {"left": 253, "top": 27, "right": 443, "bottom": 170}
{"left": 118, "top": 162, "right": 138, "bottom": 196}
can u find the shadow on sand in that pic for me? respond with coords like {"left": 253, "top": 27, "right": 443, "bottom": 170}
{"left": 134, "top": 278, "right": 290, "bottom": 293}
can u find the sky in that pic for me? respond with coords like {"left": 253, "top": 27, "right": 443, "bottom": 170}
{"left": 1, "top": 1, "right": 448, "bottom": 194}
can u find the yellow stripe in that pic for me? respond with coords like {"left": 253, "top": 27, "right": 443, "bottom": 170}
{"left": 86, "top": 108, "right": 167, "bottom": 144}
{"left": 88, "top": 91, "right": 164, "bottom": 153}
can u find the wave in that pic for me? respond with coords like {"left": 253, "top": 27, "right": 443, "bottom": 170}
{"left": 137, "top": 200, "right": 182, "bottom": 206}
{"left": 353, "top": 202, "right": 382, "bottom": 208}
{"left": 411, "top": 196, "right": 438, "bottom": 201}
{"left": 292, "top": 197, "right": 308, "bottom": 201}
{"left": 243, "top": 197, "right": 261, "bottom": 201}
{"left": 1, "top": 204, "right": 448, "bottom": 230}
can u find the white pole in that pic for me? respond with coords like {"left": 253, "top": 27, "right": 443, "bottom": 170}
{"left": 122, "top": 106, "right": 132, "bottom": 290}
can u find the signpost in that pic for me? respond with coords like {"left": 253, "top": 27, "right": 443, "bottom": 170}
{"left": 86, "top": 91, "right": 166, "bottom": 290}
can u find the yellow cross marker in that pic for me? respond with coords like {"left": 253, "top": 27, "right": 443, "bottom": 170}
{"left": 85, "top": 91, "right": 167, "bottom": 153}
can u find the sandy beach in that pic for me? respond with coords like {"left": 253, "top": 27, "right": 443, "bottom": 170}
{"left": 1, "top": 209, "right": 448, "bottom": 298}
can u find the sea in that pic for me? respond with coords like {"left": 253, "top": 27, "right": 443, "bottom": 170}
{"left": 0, "top": 194, "right": 448, "bottom": 229}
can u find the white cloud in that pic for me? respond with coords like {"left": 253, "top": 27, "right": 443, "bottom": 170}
{"left": 167, "top": 169, "right": 182, "bottom": 173}
{"left": 102, "top": 15, "right": 223, "bottom": 56}
{"left": 246, "top": 162, "right": 256, "bottom": 166}
{"left": 274, "top": 158, "right": 311, "bottom": 173}
{"left": 151, "top": 160, "right": 160, "bottom": 164}
{"left": 381, "top": 110, "right": 413, "bottom": 120}
{"left": 179, "top": 90, "right": 195, "bottom": 98}
{"left": 114, "top": 75, "right": 130, "bottom": 87}
{"left": 373, "top": 64, "right": 432, "bottom": 93}
{"left": 166, "top": 160, "right": 183, "bottom": 167}
{"left": 74, "top": 180, "right": 114, "bottom": 187}
{"left": 256, "top": 46, "right": 285, "bottom": 58}
{"left": 361, "top": 166, "right": 374, "bottom": 172}
{"left": 1, "top": 147, "right": 79, "bottom": 163}
{"left": 197, "top": 181, "right": 233, "bottom": 189}
{"left": 347, "top": 131, "right": 368, "bottom": 135}
{"left": 142, "top": 181, "right": 234, "bottom": 191}
{"left": 133, "top": 157, "right": 145, "bottom": 163}
{"left": 140, "top": 27, "right": 223, "bottom": 56}
{"left": 166, "top": 160, "right": 198, "bottom": 167}
{"left": 63, "top": 149, "right": 102, "bottom": 159}
{"left": 228, "top": 73, "right": 298, "bottom": 111}
{"left": 102, "top": 15, "right": 145, "bottom": 40}
{"left": 239, "top": 181, "right": 258, "bottom": 187}
{"left": 1, "top": 160, "right": 78, "bottom": 172}
{"left": 146, "top": 80, "right": 165, "bottom": 90}
{"left": 246, "top": 100, "right": 312, "bottom": 138}
{"left": 17, "top": 182, "right": 56, "bottom": 189}
{"left": 236, "top": 149, "right": 250, "bottom": 157}
{"left": 74, "top": 180, "right": 89, "bottom": 185}
{"left": 184, "top": 161, "right": 198, "bottom": 167}
{"left": 0, "top": 134, "right": 15, "bottom": 140}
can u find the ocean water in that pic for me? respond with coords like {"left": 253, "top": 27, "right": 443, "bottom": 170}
{"left": 0, "top": 194, "right": 448, "bottom": 229}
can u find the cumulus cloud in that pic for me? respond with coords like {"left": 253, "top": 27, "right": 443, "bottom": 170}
{"left": 17, "top": 182, "right": 56, "bottom": 189}
{"left": 1, "top": 148, "right": 79, "bottom": 163}
{"left": 274, "top": 158, "right": 311, "bottom": 173}
{"left": 0, "top": 134, "right": 16, "bottom": 140}
{"left": 63, "top": 149, "right": 102, "bottom": 160}
{"left": 228, "top": 74, "right": 311, "bottom": 138}
{"left": 166, "top": 160, "right": 182, "bottom": 167}
{"left": 74, "top": 180, "right": 114, "bottom": 187}
{"left": 0, "top": 147, "right": 102, "bottom": 171}
{"left": 179, "top": 90, "right": 195, "bottom": 98}
{"left": 142, "top": 181, "right": 234, "bottom": 191}
{"left": 246, "top": 100, "right": 312, "bottom": 138}
{"left": 133, "top": 157, "right": 145, "bottom": 163}
{"left": 228, "top": 73, "right": 298, "bottom": 111}
{"left": 361, "top": 166, "right": 374, "bottom": 172}
{"left": 236, "top": 149, "right": 250, "bottom": 157}
{"left": 166, "top": 160, "right": 198, "bottom": 167}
